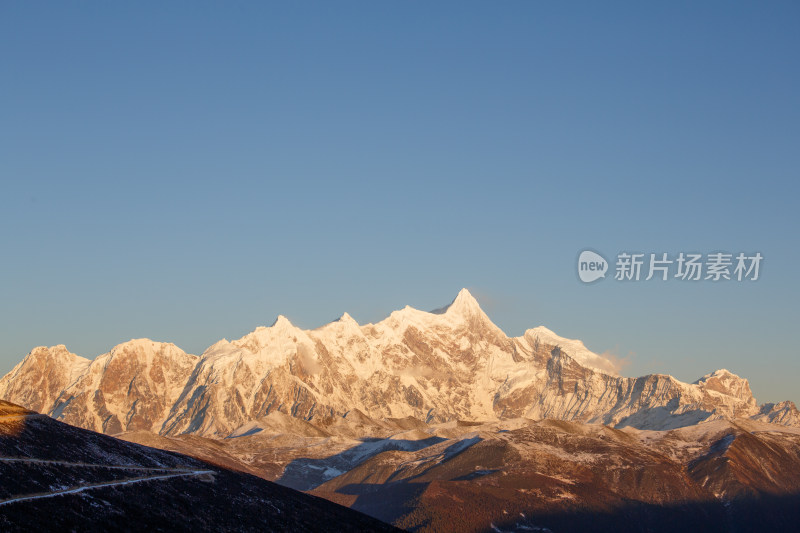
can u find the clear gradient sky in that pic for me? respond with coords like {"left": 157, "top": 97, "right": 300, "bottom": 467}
{"left": 1, "top": 3, "right": 798, "bottom": 404}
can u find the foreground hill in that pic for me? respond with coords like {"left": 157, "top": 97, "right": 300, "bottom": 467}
{"left": 121, "top": 412, "right": 800, "bottom": 533}
{"left": 1, "top": 290, "right": 797, "bottom": 438}
{"left": 0, "top": 401, "right": 396, "bottom": 532}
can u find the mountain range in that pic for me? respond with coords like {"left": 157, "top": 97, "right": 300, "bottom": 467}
{"left": 2, "top": 289, "right": 800, "bottom": 531}
{"left": 0, "top": 289, "right": 796, "bottom": 439}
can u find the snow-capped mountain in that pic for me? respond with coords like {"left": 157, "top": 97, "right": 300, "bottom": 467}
{"left": 0, "top": 344, "right": 90, "bottom": 415}
{"left": 50, "top": 339, "right": 198, "bottom": 434}
{"left": 0, "top": 289, "right": 796, "bottom": 437}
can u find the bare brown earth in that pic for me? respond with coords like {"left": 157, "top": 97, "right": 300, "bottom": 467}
{"left": 118, "top": 412, "right": 800, "bottom": 533}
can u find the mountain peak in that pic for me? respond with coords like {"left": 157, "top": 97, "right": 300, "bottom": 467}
{"left": 270, "top": 315, "right": 294, "bottom": 329}
{"left": 695, "top": 368, "right": 755, "bottom": 404}
{"left": 24, "top": 345, "right": 90, "bottom": 366}
{"left": 315, "top": 312, "right": 361, "bottom": 333}
{"left": 696, "top": 368, "right": 744, "bottom": 383}
{"left": 110, "top": 338, "right": 184, "bottom": 352}
{"left": 114, "top": 338, "right": 156, "bottom": 349}
{"left": 337, "top": 312, "right": 357, "bottom": 324}
{"left": 433, "top": 288, "right": 483, "bottom": 316}
{"left": 525, "top": 326, "right": 622, "bottom": 375}
{"left": 105, "top": 339, "right": 196, "bottom": 364}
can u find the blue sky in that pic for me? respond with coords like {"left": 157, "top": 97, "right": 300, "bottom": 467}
{"left": 1, "top": 2, "right": 798, "bottom": 404}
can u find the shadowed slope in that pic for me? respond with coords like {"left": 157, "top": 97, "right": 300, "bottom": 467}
{"left": 0, "top": 401, "right": 398, "bottom": 532}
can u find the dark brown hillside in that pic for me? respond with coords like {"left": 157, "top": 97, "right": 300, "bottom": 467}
{"left": 0, "top": 401, "right": 398, "bottom": 532}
